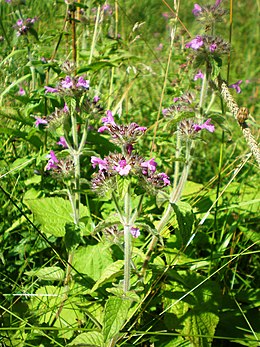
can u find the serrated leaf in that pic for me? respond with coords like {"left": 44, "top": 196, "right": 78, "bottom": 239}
{"left": 91, "top": 260, "right": 124, "bottom": 292}
{"left": 116, "top": 176, "right": 130, "bottom": 199}
{"left": 68, "top": 331, "right": 104, "bottom": 347}
{"left": 24, "top": 197, "right": 89, "bottom": 236}
{"left": 183, "top": 311, "right": 219, "bottom": 347}
{"left": 25, "top": 266, "right": 64, "bottom": 281}
{"left": 103, "top": 296, "right": 132, "bottom": 342}
{"left": 73, "top": 243, "right": 113, "bottom": 281}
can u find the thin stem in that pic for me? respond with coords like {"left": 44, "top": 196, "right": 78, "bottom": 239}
{"left": 123, "top": 183, "right": 132, "bottom": 293}
{"left": 88, "top": 6, "right": 101, "bottom": 65}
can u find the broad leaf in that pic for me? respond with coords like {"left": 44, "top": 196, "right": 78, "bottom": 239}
{"left": 73, "top": 243, "right": 113, "bottom": 281}
{"left": 103, "top": 296, "right": 132, "bottom": 342}
{"left": 25, "top": 266, "right": 64, "bottom": 281}
{"left": 24, "top": 197, "right": 89, "bottom": 236}
{"left": 91, "top": 260, "right": 124, "bottom": 292}
{"left": 68, "top": 331, "right": 104, "bottom": 347}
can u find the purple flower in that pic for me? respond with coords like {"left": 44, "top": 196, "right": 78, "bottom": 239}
{"left": 130, "top": 123, "right": 147, "bottom": 133}
{"left": 101, "top": 110, "right": 115, "bottom": 124}
{"left": 46, "top": 150, "right": 59, "bottom": 170}
{"left": 98, "top": 110, "right": 115, "bottom": 132}
{"left": 141, "top": 158, "right": 157, "bottom": 174}
{"left": 193, "top": 118, "right": 215, "bottom": 133}
{"left": 228, "top": 80, "right": 242, "bottom": 94}
{"left": 76, "top": 76, "right": 89, "bottom": 89}
{"left": 130, "top": 227, "right": 140, "bottom": 238}
{"left": 93, "top": 95, "right": 100, "bottom": 103}
{"left": 158, "top": 172, "right": 170, "bottom": 186}
{"left": 214, "top": 0, "right": 222, "bottom": 8}
{"left": 5, "top": 0, "right": 12, "bottom": 3}
{"left": 194, "top": 70, "right": 204, "bottom": 81}
{"left": 63, "top": 103, "right": 69, "bottom": 113}
{"left": 19, "top": 87, "right": 26, "bottom": 96}
{"left": 61, "top": 76, "right": 73, "bottom": 89}
{"left": 114, "top": 159, "right": 131, "bottom": 176}
{"left": 16, "top": 19, "right": 23, "bottom": 27}
{"left": 44, "top": 86, "right": 58, "bottom": 93}
{"left": 192, "top": 4, "right": 202, "bottom": 16}
{"left": 57, "top": 136, "right": 68, "bottom": 148}
{"left": 210, "top": 43, "right": 217, "bottom": 52}
{"left": 185, "top": 36, "right": 204, "bottom": 50}
{"left": 91, "top": 156, "right": 108, "bottom": 171}
{"left": 34, "top": 116, "right": 48, "bottom": 127}
{"left": 162, "top": 108, "right": 168, "bottom": 116}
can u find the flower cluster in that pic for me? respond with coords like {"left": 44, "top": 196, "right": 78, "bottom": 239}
{"left": 162, "top": 92, "right": 197, "bottom": 117}
{"left": 13, "top": 17, "right": 37, "bottom": 37}
{"left": 185, "top": 35, "right": 230, "bottom": 55}
{"left": 192, "top": 0, "right": 226, "bottom": 26}
{"left": 179, "top": 118, "right": 215, "bottom": 138}
{"left": 45, "top": 75, "right": 90, "bottom": 97}
{"left": 45, "top": 150, "right": 73, "bottom": 177}
{"left": 91, "top": 152, "right": 170, "bottom": 194}
{"left": 98, "top": 110, "right": 147, "bottom": 150}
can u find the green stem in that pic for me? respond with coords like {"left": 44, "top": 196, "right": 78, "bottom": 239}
{"left": 123, "top": 183, "right": 132, "bottom": 293}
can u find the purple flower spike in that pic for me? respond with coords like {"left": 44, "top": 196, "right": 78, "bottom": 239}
{"left": 193, "top": 118, "right": 215, "bottom": 133}
{"left": 91, "top": 156, "right": 108, "bottom": 171}
{"left": 185, "top": 36, "right": 204, "bottom": 50}
{"left": 34, "top": 116, "right": 48, "bottom": 127}
{"left": 214, "top": 0, "right": 222, "bottom": 7}
{"left": 76, "top": 76, "right": 89, "bottom": 89}
{"left": 46, "top": 150, "right": 59, "bottom": 170}
{"left": 130, "top": 227, "right": 140, "bottom": 238}
{"left": 44, "top": 86, "right": 58, "bottom": 93}
{"left": 228, "top": 80, "right": 242, "bottom": 94}
{"left": 61, "top": 76, "right": 73, "bottom": 89}
{"left": 192, "top": 4, "right": 202, "bottom": 16}
{"left": 57, "top": 136, "right": 68, "bottom": 148}
{"left": 194, "top": 70, "right": 204, "bottom": 81}
{"left": 115, "top": 159, "right": 131, "bottom": 176}
{"left": 141, "top": 158, "right": 157, "bottom": 174}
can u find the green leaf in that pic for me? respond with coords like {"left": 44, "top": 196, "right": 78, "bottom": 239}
{"left": 0, "top": 74, "right": 31, "bottom": 104}
{"left": 73, "top": 243, "right": 113, "bottom": 281}
{"left": 116, "top": 176, "right": 130, "bottom": 199}
{"left": 68, "top": 331, "right": 104, "bottom": 347}
{"left": 91, "top": 260, "right": 124, "bottom": 292}
{"left": 103, "top": 296, "right": 132, "bottom": 342}
{"left": 24, "top": 197, "right": 89, "bottom": 237}
{"left": 25, "top": 266, "right": 64, "bottom": 281}
{"left": 171, "top": 201, "right": 195, "bottom": 246}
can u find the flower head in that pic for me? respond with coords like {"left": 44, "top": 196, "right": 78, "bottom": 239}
{"left": 61, "top": 76, "right": 73, "bottom": 89}
{"left": 228, "top": 80, "right": 242, "bottom": 94}
{"left": 44, "top": 86, "right": 58, "bottom": 93}
{"left": 76, "top": 76, "right": 89, "bottom": 89}
{"left": 91, "top": 156, "right": 108, "bottom": 171}
{"left": 18, "top": 87, "right": 25, "bottom": 96}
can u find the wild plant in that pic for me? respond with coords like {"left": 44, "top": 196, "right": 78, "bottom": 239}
{"left": 0, "top": 1, "right": 259, "bottom": 346}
